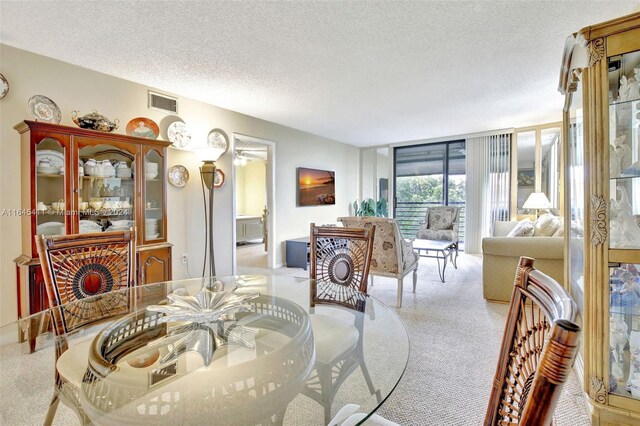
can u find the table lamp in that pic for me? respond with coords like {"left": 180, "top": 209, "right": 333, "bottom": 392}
{"left": 522, "top": 192, "right": 551, "bottom": 218}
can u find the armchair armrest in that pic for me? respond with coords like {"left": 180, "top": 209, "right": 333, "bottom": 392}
{"left": 400, "top": 238, "right": 418, "bottom": 271}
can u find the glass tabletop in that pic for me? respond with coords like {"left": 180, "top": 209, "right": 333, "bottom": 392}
{"left": 0, "top": 275, "right": 409, "bottom": 425}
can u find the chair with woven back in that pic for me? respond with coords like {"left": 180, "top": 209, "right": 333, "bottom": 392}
{"left": 35, "top": 230, "right": 136, "bottom": 425}
{"left": 485, "top": 256, "right": 581, "bottom": 426}
{"left": 303, "top": 223, "right": 386, "bottom": 424}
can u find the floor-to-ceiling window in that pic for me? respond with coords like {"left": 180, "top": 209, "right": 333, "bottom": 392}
{"left": 393, "top": 141, "right": 466, "bottom": 246}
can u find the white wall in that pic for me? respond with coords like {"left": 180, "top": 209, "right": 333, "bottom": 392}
{"left": 236, "top": 160, "right": 266, "bottom": 216}
{"left": 0, "top": 45, "right": 360, "bottom": 325}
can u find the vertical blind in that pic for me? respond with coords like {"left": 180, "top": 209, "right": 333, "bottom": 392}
{"left": 489, "top": 134, "right": 511, "bottom": 224}
{"left": 465, "top": 132, "right": 512, "bottom": 254}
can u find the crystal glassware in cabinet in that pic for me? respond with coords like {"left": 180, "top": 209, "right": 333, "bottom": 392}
{"left": 608, "top": 50, "right": 640, "bottom": 250}
{"left": 144, "top": 149, "right": 165, "bottom": 242}
{"left": 35, "top": 138, "right": 67, "bottom": 237}
{"left": 78, "top": 143, "right": 135, "bottom": 234}
{"left": 610, "top": 264, "right": 640, "bottom": 399}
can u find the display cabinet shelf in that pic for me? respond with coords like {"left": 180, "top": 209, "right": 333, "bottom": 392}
{"left": 610, "top": 98, "right": 640, "bottom": 107}
{"left": 82, "top": 175, "right": 134, "bottom": 180}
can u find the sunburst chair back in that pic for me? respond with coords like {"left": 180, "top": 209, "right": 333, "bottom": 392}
{"left": 309, "top": 223, "right": 375, "bottom": 312}
{"left": 485, "top": 256, "right": 580, "bottom": 426}
{"left": 36, "top": 230, "right": 136, "bottom": 338}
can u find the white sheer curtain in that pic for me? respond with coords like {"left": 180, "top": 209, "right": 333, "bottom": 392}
{"left": 465, "top": 132, "right": 512, "bottom": 254}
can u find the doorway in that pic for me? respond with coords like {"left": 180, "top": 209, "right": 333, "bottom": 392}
{"left": 232, "top": 134, "right": 276, "bottom": 273}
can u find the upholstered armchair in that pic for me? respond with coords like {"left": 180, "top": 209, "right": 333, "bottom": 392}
{"left": 337, "top": 217, "right": 418, "bottom": 308}
{"left": 416, "top": 206, "right": 461, "bottom": 254}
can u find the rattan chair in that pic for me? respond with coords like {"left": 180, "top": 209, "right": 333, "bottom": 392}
{"left": 305, "top": 223, "right": 380, "bottom": 423}
{"left": 485, "top": 256, "right": 581, "bottom": 426}
{"left": 35, "top": 230, "right": 135, "bottom": 425}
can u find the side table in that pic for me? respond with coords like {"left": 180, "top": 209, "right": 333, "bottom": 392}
{"left": 285, "top": 237, "right": 310, "bottom": 270}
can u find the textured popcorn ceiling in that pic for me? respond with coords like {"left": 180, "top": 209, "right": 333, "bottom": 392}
{"left": 1, "top": 1, "right": 638, "bottom": 146}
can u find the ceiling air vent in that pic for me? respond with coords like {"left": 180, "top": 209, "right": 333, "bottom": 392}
{"left": 148, "top": 91, "right": 178, "bottom": 114}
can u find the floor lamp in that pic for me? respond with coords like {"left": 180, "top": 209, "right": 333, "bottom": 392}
{"left": 199, "top": 147, "right": 225, "bottom": 277}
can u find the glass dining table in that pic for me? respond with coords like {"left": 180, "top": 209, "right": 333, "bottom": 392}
{"left": 0, "top": 275, "right": 409, "bottom": 425}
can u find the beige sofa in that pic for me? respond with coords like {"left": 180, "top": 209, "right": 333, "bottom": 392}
{"left": 482, "top": 221, "right": 564, "bottom": 303}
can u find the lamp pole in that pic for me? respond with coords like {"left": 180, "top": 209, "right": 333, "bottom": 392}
{"left": 200, "top": 161, "right": 216, "bottom": 277}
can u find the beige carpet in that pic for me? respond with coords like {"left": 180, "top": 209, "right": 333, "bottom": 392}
{"left": 240, "top": 253, "right": 591, "bottom": 425}
{"left": 1, "top": 253, "right": 590, "bottom": 425}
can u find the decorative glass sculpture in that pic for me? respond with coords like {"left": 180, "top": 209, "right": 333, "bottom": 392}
{"left": 146, "top": 285, "right": 260, "bottom": 365}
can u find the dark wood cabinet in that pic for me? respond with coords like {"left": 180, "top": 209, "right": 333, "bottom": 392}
{"left": 13, "top": 121, "right": 173, "bottom": 323}
{"left": 137, "top": 245, "right": 172, "bottom": 285}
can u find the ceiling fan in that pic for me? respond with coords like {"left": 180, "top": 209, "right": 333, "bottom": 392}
{"left": 234, "top": 148, "right": 266, "bottom": 166}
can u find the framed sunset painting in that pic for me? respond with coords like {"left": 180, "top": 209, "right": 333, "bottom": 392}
{"left": 297, "top": 167, "right": 335, "bottom": 206}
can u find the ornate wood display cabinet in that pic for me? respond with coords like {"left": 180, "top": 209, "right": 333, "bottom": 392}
{"left": 560, "top": 12, "right": 640, "bottom": 425}
{"left": 13, "top": 121, "right": 172, "bottom": 330}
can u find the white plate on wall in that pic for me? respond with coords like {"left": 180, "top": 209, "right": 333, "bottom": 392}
{"left": 167, "top": 121, "right": 191, "bottom": 149}
{"left": 168, "top": 165, "right": 189, "bottom": 188}
{"left": 28, "top": 95, "right": 62, "bottom": 124}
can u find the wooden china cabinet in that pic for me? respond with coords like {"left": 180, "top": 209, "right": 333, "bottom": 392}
{"left": 560, "top": 12, "right": 640, "bottom": 425}
{"left": 13, "top": 121, "right": 173, "bottom": 342}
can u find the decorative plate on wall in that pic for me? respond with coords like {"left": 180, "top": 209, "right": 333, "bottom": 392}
{"left": 214, "top": 169, "right": 225, "bottom": 188}
{"left": 167, "top": 121, "right": 192, "bottom": 149}
{"left": 126, "top": 117, "right": 159, "bottom": 139}
{"left": 168, "top": 165, "right": 189, "bottom": 188}
{"left": 0, "top": 74, "right": 8, "bottom": 99}
{"left": 28, "top": 95, "right": 62, "bottom": 124}
{"left": 207, "top": 128, "right": 228, "bottom": 155}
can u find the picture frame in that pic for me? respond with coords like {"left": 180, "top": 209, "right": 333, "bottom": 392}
{"left": 517, "top": 169, "right": 534, "bottom": 187}
{"left": 379, "top": 178, "right": 389, "bottom": 201}
{"left": 297, "top": 167, "right": 335, "bottom": 206}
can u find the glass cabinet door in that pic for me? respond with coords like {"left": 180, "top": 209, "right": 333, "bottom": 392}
{"left": 566, "top": 73, "right": 585, "bottom": 369}
{"left": 35, "top": 138, "right": 67, "bottom": 236}
{"left": 143, "top": 149, "right": 165, "bottom": 242}
{"left": 567, "top": 80, "right": 585, "bottom": 310}
{"left": 607, "top": 48, "right": 640, "bottom": 400}
{"left": 78, "top": 143, "right": 136, "bottom": 234}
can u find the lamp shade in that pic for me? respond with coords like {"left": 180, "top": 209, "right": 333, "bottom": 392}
{"left": 523, "top": 192, "right": 551, "bottom": 209}
{"left": 204, "top": 128, "right": 228, "bottom": 161}
{"left": 198, "top": 147, "right": 225, "bottom": 162}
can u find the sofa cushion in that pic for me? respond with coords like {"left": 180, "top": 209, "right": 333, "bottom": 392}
{"left": 507, "top": 219, "right": 534, "bottom": 237}
{"left": 552, "top": 217, "right": 565, "bottom": 237}
{"left": 534, "top": 213, "right": 560, "bottom": 237}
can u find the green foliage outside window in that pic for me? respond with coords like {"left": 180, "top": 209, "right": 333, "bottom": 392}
{"left": 396, "top": 175, "right": 465, "bottom": 203}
